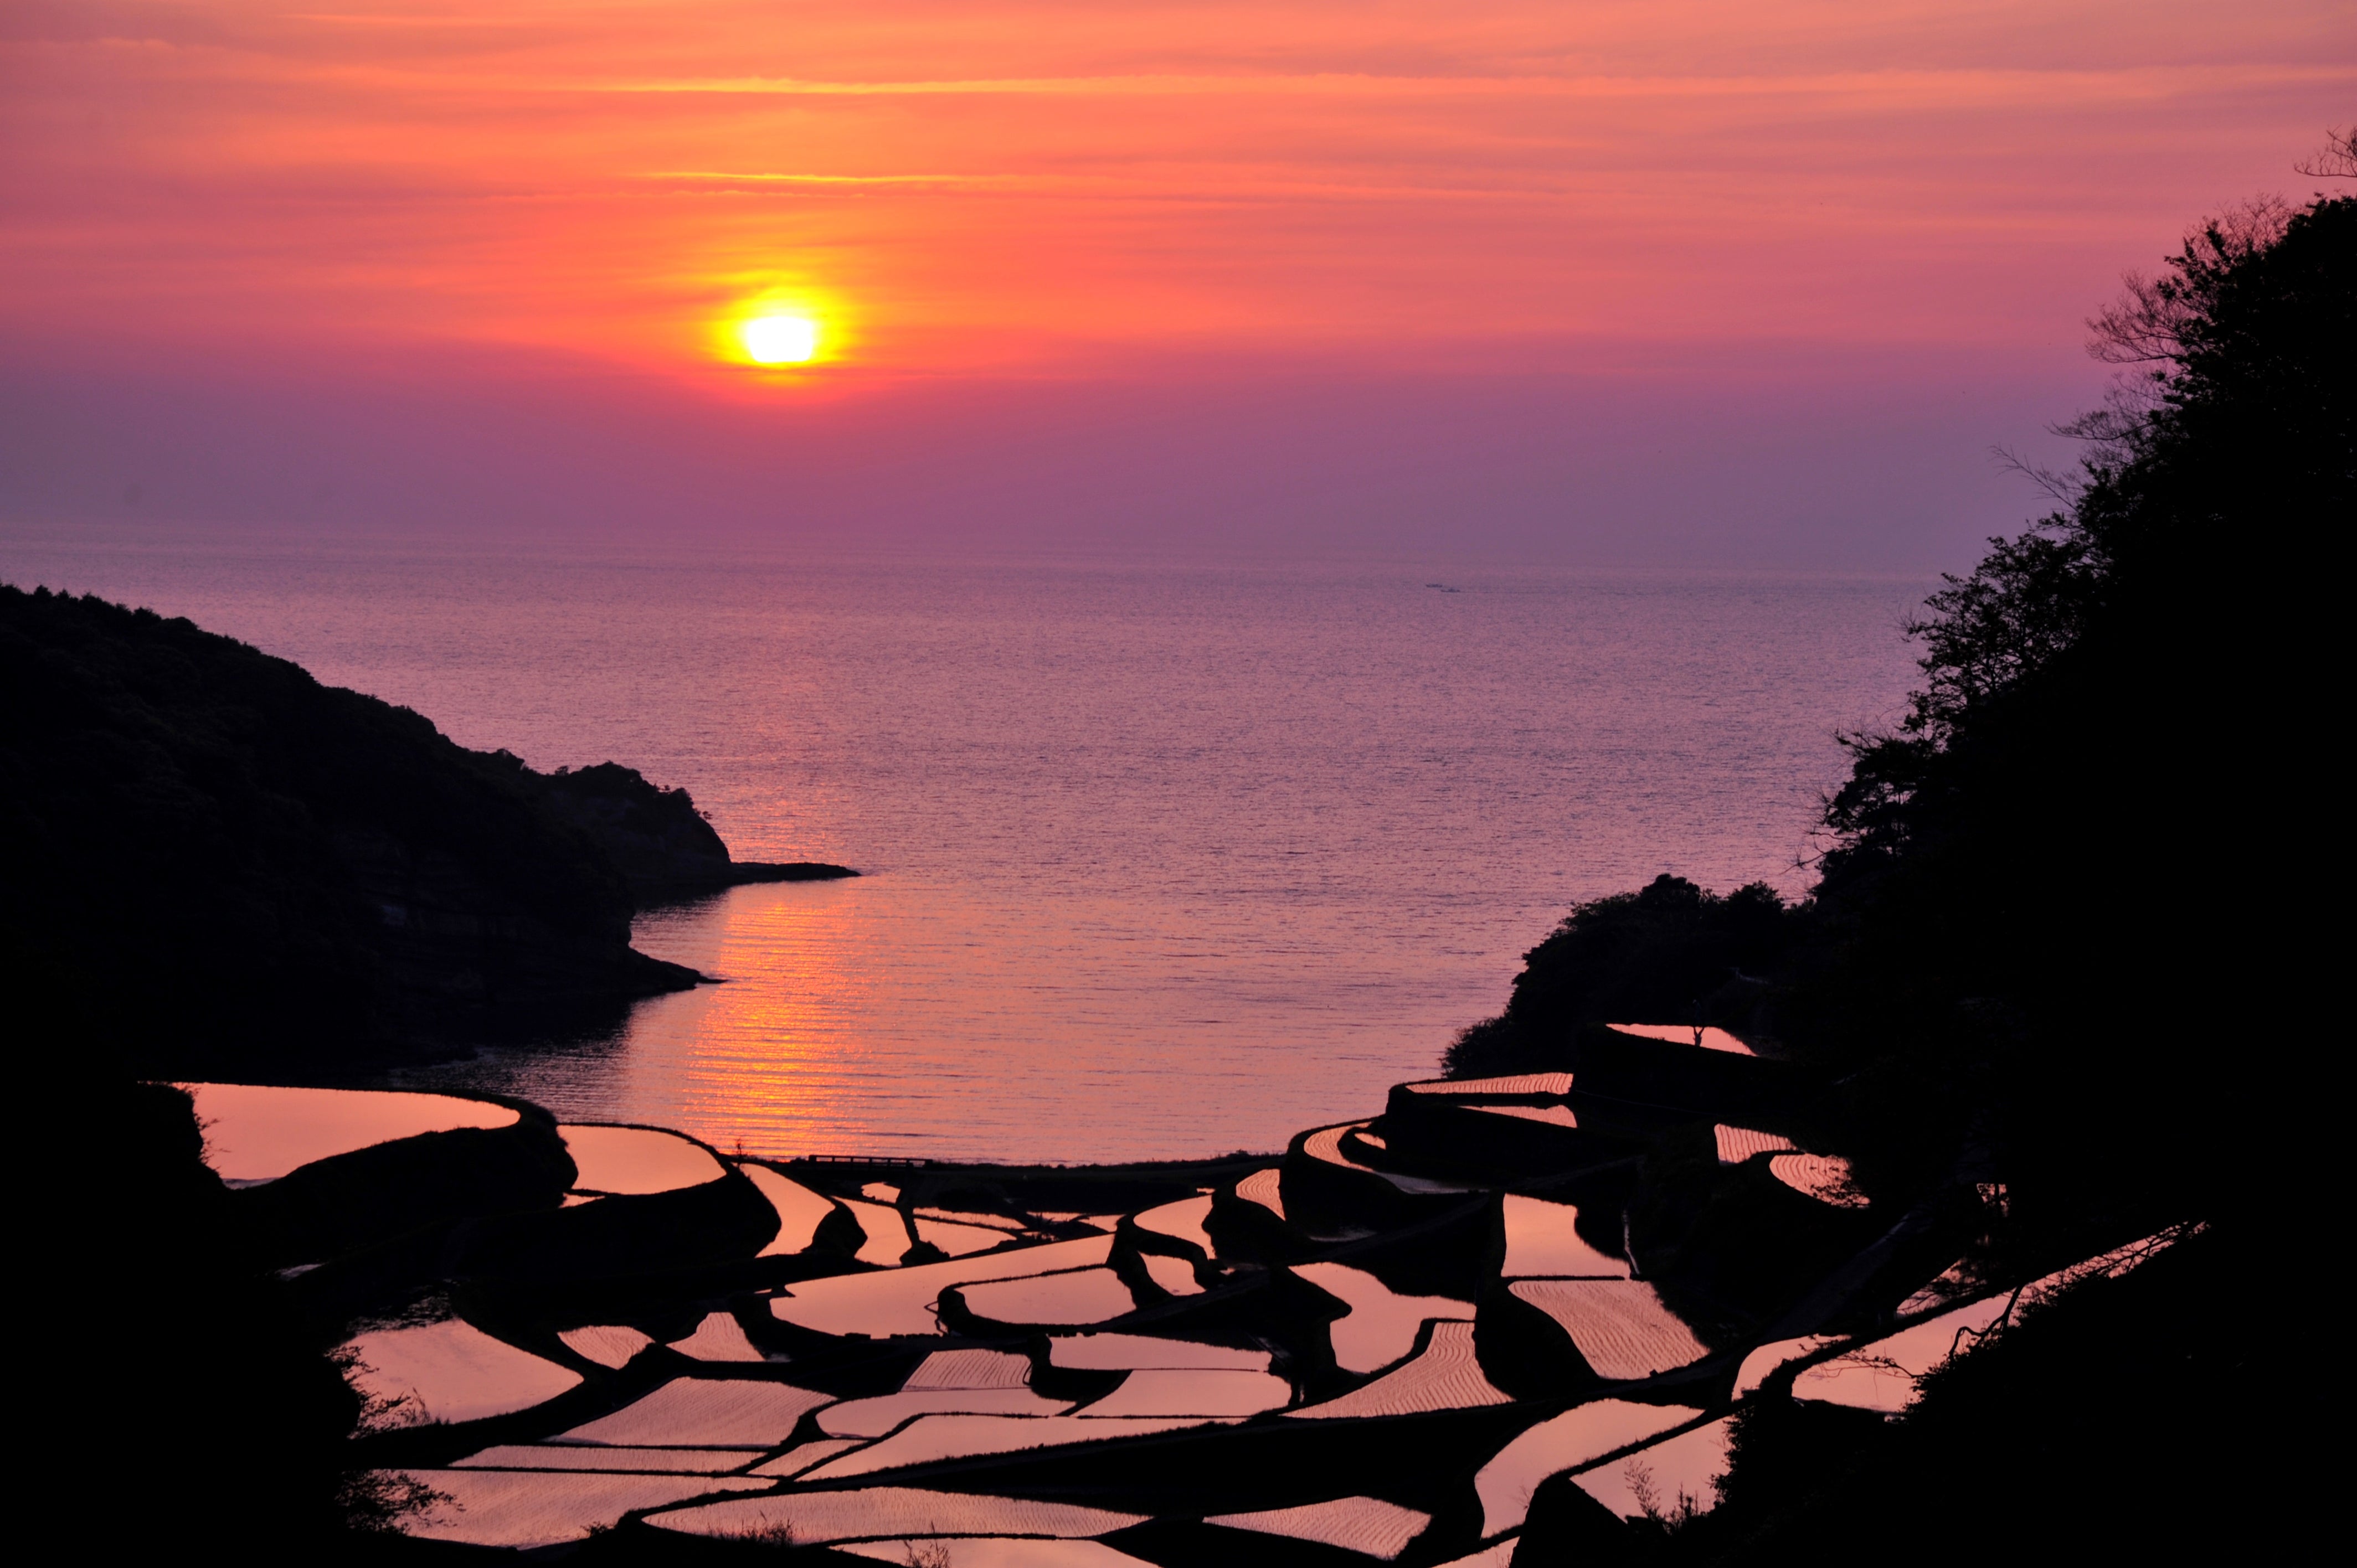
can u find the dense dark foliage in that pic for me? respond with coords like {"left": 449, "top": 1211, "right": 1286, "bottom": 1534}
{"left": 1504, "top": 177, "right": 2349, "bottom": 1565}
{"left": 1797, "top": 187, "right": 2352, "bottom": 1235}
{"left": 38, "top": 1082, "right": 382, "bottom": 1551}
{"left": 1443, "top": 875, "right": 1802, "bottom": 1078}
{"left": 0, "top": 584, "right": 707, "bottom": 1076}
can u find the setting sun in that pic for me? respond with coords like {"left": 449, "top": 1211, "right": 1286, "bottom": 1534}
{"left": 740, "top": 314, "right": 820, "bottom": 365}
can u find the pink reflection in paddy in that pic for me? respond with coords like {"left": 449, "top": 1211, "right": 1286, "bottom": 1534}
{"left": 1501, "top": 1195, "right": 1630, "bottom": 1279}
{"left": 917, "top": 1214, "right": 1016, "bottom": 1256}
{"left": 1135, "top": 1194, "right": 1216, "bottom": 1254}
{"left": 839, "top": 1196, "right": 914, "bottom": 1266}
{"left": 1291, "top": 1262, "right": 1475, "bottom": 1374}
{"left": 558, "top": 1324, "right": 652, "bottom": 1370}
{"left": 342, "top": 1319, "right": 581, "bottom": 1427}
{"left": 552, "top": 1378, "right": 832, "bottom": 1447}
{"left": 956, "top": 1267, "right": 1138, "bottom": 1325}
{"left": 649, "top": 1486, "right": 1145, "bottom": 1544}
{"left": 451, "top": 1445, "right": 754, "bottom": 1474}
{"left": 667, "top": 1312, "right": 765, "bottom": 1363}
{"left": 1474, "top": 1399, "right": 1702, "bottom": 1535}
{"left": 1572, "top": 1416, "right": 1735, "bottom": 1520}
{"left": 840, "top": 1541, "right": 1153, "bottom": 1567}
{"left": 180, "top": 1082, "right": 516, "bottom": 1185}
{"left": 1289, "top": 1321, "right": 1509, "bottom": 1420}
{"left": 1206, "top": 1495, "right": 1431, "bottom": 1561}
{"left": 1075, "top": 1369, "right": 1291, "bottom": 1417}
{"left": 770, "top": 1235, "right": 1114, "bottom": 1338}
{"left": 388, "top": 1469, "right": 767, "bottom": 1548}
{"left": 804, "top": 1414, "right": 1236, "bottom": 1479}
{"left": 1048, "top": 1333, "right": 1271, "bottom": 1372}
{"left": 740, "top": 1165, "right": 836, "bottom": 1255}
{"left": 1506, "top": 1281, "right": 1710, "bottom": 1380}
{"left": 819, "top": 1388, "right": 1072, "bottom": 1437}
{"left": 557, "top": 1125, "right": 725, "bottom": 1194}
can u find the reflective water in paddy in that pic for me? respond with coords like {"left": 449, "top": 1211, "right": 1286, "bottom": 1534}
{"left": 12, "top": 539, "right": 1924, "bottom": 1162}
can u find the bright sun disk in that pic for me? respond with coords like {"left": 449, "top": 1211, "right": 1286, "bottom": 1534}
{"left": 741, "top": 314, "right": 820, "bottom": 365}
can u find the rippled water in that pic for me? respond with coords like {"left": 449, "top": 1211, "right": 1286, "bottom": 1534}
{"left": 4, "top": 532, "right": 1926, "bottom": 1160}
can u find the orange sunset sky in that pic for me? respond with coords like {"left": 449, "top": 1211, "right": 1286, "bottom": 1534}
{"left": 3, "top": 2, "right": 2350, "bottom": 559}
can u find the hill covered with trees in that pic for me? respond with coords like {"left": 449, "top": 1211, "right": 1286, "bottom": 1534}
{"left": 1455, "top": 169, "right": 2350, "bottom": 1561}
{"left": 0, "top": 586, "right": 845, "bottom": 1077}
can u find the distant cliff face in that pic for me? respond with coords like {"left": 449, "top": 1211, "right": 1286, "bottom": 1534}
{"left": 0, "top": 585, "right": 699, "bottom": 1072}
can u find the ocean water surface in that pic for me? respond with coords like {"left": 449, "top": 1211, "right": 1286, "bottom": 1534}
{"left": 5, "top": 533, "right": 1927, "bottom": 1160}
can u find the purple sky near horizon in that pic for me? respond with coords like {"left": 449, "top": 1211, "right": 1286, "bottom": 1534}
{"left": 2, "top": 2, "right": 2349, "bottom": 566}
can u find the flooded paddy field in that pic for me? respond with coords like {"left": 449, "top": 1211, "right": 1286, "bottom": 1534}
{"left": 188, "top": 1033, "right": 2191, "bottom": 1561}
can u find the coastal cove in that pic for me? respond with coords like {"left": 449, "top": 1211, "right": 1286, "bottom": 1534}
{"left": 3, "top": 541, "right": 1929, "bottom": 1162}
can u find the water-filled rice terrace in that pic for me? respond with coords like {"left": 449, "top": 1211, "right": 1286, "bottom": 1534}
{"left": 194, "top": 1028, "right": 2188, "bottom": 1561}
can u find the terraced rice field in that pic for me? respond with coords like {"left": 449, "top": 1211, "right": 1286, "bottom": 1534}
{"left": 1605, "top": 1024, "right": 1756, "bottom": 1055}
{"left": 840, "top": 1195, "right": 915, "bottom": 1265}
{"left": 1233, "top": 1168, "right": 1286, "bottom": 1218}
{"left": 1139, "top": 1253, "right": 1203, "bottom": 1295}
{"left": 1401, "top": 1072, "right": 1576, "bottom": 1097}
{"left": 1302, "top": 1123, "right": 1474, "bottom": 1195}
{"left": 802, "top": 1415, "right": 1233, "bottom": 1479}
{"left": 1768, "top": 1152, "right": 1868, "bottom": 1206}
{"left": 1047, "top": 1333, "right": 1272, "bottom": 1371}
{"left": 1501, "top": 1195, "right": 1631, "bottom": 1278}
{"left": 384, "top": 1469, "right": 767, "bottom": 1548}
{"left": 558, "top": 1324, "right": 651, "bottom": 1369}
{"left": 450, "top": 1446, "right": 757, "bottom": 1474}
{"left": 1074, "top": 1368, "right": 1292, "bottom": 1417}
{"left": 282, "top": 1025, "right": 2168, "bottom": 1563}
{"left": 1206, "top": 1495, "right": 1432, "bottom": 1559}
{"left": 557, "top": 1125, "right": 725, "bottom": 1194}
{"left": 915, "top": 1207, "right": 1029, "bottom": 1233}
{"left": 1476, "top": 1103, "right": 1580, "bottom": 1129}
{"left": 666, "top": 1312, "right": 764, "bottom": 1362}
{"left": 746, "top": 1438, "right": 863, "bottom": 1477}
{"left": 916, "top": 1214, "right": 1017, "bottom": 1256}
{"left": 740, "top": 1165, "right": 837, "bottom": 1255}
{"left": 1791, "top": 1296, "right": 2010, "bottom": 1412}
{"left": 1571, "top": 1416, "right": 1736, "bottom": 1519}
{"left": 838, "top": 1540, "right": 1152, "bottom": 1567}
{"left": 342, "top": 1319, "right": 582, "bottom": 1427}
{"left": 1290, "top": 1322, "right": 1510, "bottom": 1419}
{"left": 1292, "top": 1261, "right": 1477, "bottom": 1373}
{"left": 552, "top": 1378, "right": 833, "bottom": 1446}
{"left": 1713, "top": 1125, "right": 1797, "bottom": 1164}
{"left": 817, "top": 1388, "right": 1073, "bottom": 1437}
{"left": 647, "top": 1486, "right": 1147, "bottom": 1544}
{"left": 181, "top": 1083, "right": 517, "bottom": 1184}
{"left": 1134, "top": 1194, "right": 1215, "bottom": 1253}
{"left": 1731, "top": 1334, "right": 1841, "bottom": 1397}
{"left": 904, "top": 1348, "right": 1033, "bottom": 1388}
{"left": 955, "top": 1267, "right": 1137, "bottom": 1325}
{"left": 769, "top": 1236, "right": 1114, "bottom": 1336}
{"left": 1474, "top": 1400, "right": 1702, "bottom": 1534}
{"left": 1506, "top": 1280, "right": 1712, "bottom": 1379}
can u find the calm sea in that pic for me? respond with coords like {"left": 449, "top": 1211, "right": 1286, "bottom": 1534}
{"left": 6, "top": 532, "right": 1928, "bottom": 1161}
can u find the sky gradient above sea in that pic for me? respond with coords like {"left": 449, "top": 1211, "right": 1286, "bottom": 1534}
{"left": 3, "top": 3, "right": 2350, "bottom": 561}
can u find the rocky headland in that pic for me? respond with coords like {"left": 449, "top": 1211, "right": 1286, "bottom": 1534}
{"left": 0, "top": 582, "right": 851, "bottom": 1076}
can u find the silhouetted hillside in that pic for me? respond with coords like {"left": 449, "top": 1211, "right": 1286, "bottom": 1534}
{"left": 0, "top": 585, "right": 717, "bottom": 1074}
{"left": 1481, "top": 177, "right": 2348, "bottom": 1566}
{"left": 531, "top": 759, "right": 853, "bottom": 898}
{"left": 1443, "top": 875, "right": 1804, "bottom": 1079}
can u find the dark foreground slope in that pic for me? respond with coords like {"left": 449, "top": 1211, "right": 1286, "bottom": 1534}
{"left": 0, "top": 585, "right": 842, "bottom": 1076}
{"left": 1461, "top": 182, "right": 2351, "bottom": 1563}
